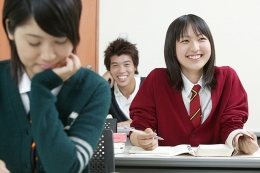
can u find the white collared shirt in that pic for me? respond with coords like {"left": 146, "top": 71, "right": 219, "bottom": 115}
{"left": 19, "top": 72, "right": 62, "bottom": 114}
{"left": 114, "top": 75, "right": 141, "bottom": 119}
{"left": 181, "top": 73, "right": 212, "bottom": 124}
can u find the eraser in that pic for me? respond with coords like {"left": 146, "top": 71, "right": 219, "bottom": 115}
{"left": 113, "top": 133, "right": 127, "bottom": 143}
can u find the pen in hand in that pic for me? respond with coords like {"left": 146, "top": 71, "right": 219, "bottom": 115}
{"left": 125, "top": 126, "right": 164, "bottom": 140}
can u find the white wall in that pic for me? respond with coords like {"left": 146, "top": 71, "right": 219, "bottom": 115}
{"left": 99, "top": 0, "right": 260, "bottom": 131}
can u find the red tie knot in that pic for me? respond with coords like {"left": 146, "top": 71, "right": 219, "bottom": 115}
{"left": 192, "top": 84, "right": 201, "bottom": 92}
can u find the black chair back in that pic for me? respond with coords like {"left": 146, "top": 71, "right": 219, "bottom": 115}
{"left": 104, "top": 118, "right": 117, "bottom": 132}
{"left": 90, "top": 129, "right": 115, "bottom": 173}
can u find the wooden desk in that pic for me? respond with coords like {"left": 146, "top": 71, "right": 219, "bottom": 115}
{"left": 115, "top": 146, "right": 260, "bottom": 173}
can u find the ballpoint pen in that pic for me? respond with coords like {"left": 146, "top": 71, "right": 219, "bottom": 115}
{"left": 124, "top": 126, "right": 164, "bottom": 140}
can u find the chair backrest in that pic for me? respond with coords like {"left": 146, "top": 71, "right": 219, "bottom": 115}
{"left": 104, "top": 118, "right": 117, "bottom": 132}
{"left": 90, "top": 129, "right": 115, "bottom": 173}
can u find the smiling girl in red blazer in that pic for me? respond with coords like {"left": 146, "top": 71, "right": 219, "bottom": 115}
{"left": 129, "top": 14, "right": 259, "bottom": 155}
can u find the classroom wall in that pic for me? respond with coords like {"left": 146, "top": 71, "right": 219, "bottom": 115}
{"left": 99, "top": 0, "right": 260, "bottom": 131}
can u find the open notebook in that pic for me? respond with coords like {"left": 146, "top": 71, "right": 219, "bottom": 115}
{"left": 129, "top": 144, "right": 234, "bottom": 157}
{"left": 129, "top": 144, "right": 260, "bottom": 157}
{"left": 129, "top": 129, "right": 259, "bottom": 157}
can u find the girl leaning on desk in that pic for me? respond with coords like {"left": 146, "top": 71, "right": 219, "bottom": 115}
{"left": 129, "top": 14, "right": 259, "bottom": 154}
{"left": 0, "top": 0, "right": 111, "bottom": 173}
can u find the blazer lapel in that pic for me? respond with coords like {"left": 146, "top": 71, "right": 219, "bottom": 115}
{"left": 8, "top": 80, "right": 31, "bottom": 128}
{"left": 175, "top": 91, "right": 194, "bottom": 132}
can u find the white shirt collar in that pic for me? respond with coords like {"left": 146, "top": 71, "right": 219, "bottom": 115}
{"left": 113, "top": 75, "right": 141, "bottom": 119}
{"left": 114, "top": 75, "right": 140, "bottom": 98}
{"left": 182, "top": 72, "right": 203, "bottom": 98}
{"left": 18, "top": 71, "right": 62, "bottom": 96}
{"left": 114, "top": 82, "right": 121, "bottom": 97}
{"left": 19, "top": 71, "right": 31, "bottom": 94}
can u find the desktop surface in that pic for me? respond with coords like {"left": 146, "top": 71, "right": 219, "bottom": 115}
{"left": 115, "top": 128, "right": 260, "bottom": 173}
{"left": 115, "top": 146, "right": 260, "bottom": 173}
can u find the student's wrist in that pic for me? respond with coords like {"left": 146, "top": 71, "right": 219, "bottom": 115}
{"left": 32, "top": 70, "right": 63, "bottom": 90}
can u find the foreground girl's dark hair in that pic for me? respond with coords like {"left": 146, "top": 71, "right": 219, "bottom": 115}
{"left": 2, "top": 0, "right": 82, "bottom": 82}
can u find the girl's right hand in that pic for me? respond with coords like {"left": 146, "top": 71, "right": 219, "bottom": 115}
{"left": 102, "top": 71, "right": 114, "bottom": 88}
{"left": 136, "top": 128, "right": 158, "bottom": 150}
{"left": 0, "top": 160, "right": 10, "bottom": 173}
{"left": 53, "top": 53, "right": 81, "bottom": 82}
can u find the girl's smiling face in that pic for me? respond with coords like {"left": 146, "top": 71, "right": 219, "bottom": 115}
{"left": 176, "top": 24, "right": 211, "bottom": 78}
{"left": 7, "top": 17, "right": 73, "bottom": 79}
